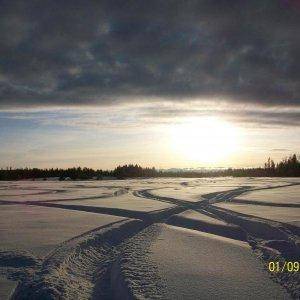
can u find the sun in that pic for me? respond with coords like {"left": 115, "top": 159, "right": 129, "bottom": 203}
{"left": 170, "top": 117, "right": 240, "bottom": 165}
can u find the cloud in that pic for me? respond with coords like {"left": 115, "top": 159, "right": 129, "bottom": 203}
{"left": 139, "top": 102, "right": 300, "bottom": 126}
{"left": 1, "top": 102, "right": 299, "bottom": 129}
{"left": 271, "top": 148, "right": 290, "bottom": 152}
{"left": 0, "top": 0, "right": 299, "bottom": 114}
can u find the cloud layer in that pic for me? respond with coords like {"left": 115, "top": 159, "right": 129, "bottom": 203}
{"left": 0, "top": 0, "right": 299, "bottom": 109}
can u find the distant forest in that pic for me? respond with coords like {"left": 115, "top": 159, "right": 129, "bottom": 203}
{"left": 0, "top": 154, "right": 299, "bottom": 180}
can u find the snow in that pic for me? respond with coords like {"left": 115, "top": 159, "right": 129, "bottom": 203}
{"left": 116, "top": 224, "right": 290, "bottom": 299}
{"left": 0, "top": 204, "right": 126, "bottom": 257}
{"left": 149, "top": 185, "right": 239, "bottom": 202}
{"left": 214, "top": 202, "right": 300, "bottom": 226}
{"left": 0, "top": 189, "right": 49, "bottom": 196}
{"left": 0, "top": 186, "right": 124, "bottom": 203}
{"left": 235, "top": 185, "right": 300, "bottom": 205}
{"left": 229, "top": 177, "right": 300, "bottom": 188}
{"left": 55, "top": 193, "right": 175, "bottom": 212}
{"left": 174, "top": 209, "right": 227, "bottom": 223}
{"left": 167, "top": 209, "right": 246, "bottom": 240}
{"left": 11, "top": 219, "right": 144, "bottom": 300}
{"left": 0, "top": 178, "right": 298, "bottom": 299}
{"left": 152, "top": 225, "right": 289, "bottom": 299}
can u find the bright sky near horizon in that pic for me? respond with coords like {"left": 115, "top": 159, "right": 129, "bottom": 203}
{"left": 0, "top": 1, "right": 299, "bottom": 169}
{"left": 0, "top": 103, "right": 299, "bottom": 169}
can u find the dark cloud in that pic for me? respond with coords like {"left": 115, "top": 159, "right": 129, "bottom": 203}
{"left": 0, "top": 0, "right": 299, "bottom": 109}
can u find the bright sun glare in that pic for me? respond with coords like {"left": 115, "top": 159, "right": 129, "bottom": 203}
{"left": 170, "top": 117, "right": 240, "bottom": 165}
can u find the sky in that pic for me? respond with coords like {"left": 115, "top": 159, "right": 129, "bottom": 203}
{"left": 0, "top": 0, "right": 299, "bottom": 169}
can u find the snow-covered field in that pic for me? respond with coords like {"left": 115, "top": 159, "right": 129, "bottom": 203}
{"left": 213, "top": 182, "right": 300, "bottom": 226}
{"left": 0, "top": 178, "right": 299, "bottom": 299}
{"left": 0, "top": 205, "right": 127, "bottom": 257}
{"left": 232, "top": 185, "right": 300, "bottom": 205}
{"left": 148, "top": 185, "right": 238, "bottom": 202}
{"left": 214, "top": 203, "right": 300, "bottom": 226}
{"left": 57, "top": 194, "right": 175, "bottom": 212}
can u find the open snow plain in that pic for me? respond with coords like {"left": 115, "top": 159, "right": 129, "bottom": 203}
{"left": 0, "top": 178, "right": 299, "bottom": 299}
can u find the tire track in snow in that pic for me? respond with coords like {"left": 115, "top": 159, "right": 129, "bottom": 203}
{"left": 11, "top": 219, "right": 146, "bottom": 300}
{"left": 136, "top": 184, "right": 300, "bottom": 298}
{"left": 8, "top": 183, "right": 300, "bottom": 299}
{"left": 9, "top": 194, "right": 185, "bottom": 299}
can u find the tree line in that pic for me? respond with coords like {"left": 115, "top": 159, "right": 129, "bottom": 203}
{"left": 0, "top": 154, "right": 299, "bottom": 180}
